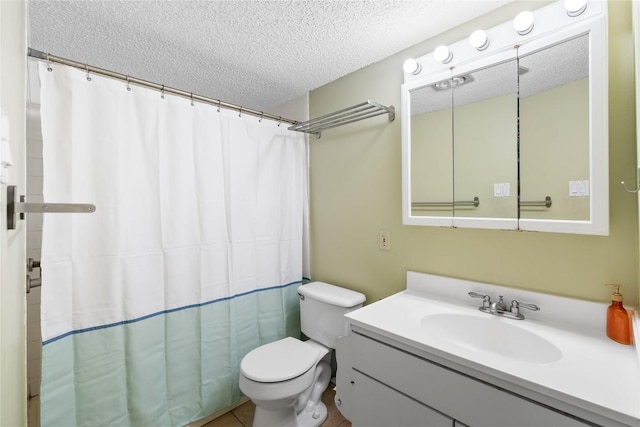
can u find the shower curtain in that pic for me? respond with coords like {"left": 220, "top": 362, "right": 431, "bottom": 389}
{"left": 38, "top": 62, "right": 309, "bottom": 426}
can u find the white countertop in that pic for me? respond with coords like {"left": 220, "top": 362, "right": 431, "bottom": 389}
{"left": 345, "top": 271, "right": 640, "bottom": 426}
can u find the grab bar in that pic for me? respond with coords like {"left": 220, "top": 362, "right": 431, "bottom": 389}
{"left": 520, "top": 196, "right": 552, "bottom": 208}
{"left": 412, "top": 197, "right": 480, "bottom": 208}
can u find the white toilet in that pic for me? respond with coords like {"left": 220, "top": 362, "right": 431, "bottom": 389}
{"left": 239, "top": 281, "right": 365, "bottom": 427}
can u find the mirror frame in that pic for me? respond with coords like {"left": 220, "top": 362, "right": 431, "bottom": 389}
{"left": 401, "top": 0, "right": 608, "bottom": 235}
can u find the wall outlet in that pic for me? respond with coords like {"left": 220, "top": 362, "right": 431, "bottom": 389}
{"left": 379, "top": 230, "right": 391, "bottom": 251}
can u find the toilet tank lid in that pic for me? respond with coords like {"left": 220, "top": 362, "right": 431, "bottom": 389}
{"left": 298, "top": 282, "right": 365, "bottom": 308}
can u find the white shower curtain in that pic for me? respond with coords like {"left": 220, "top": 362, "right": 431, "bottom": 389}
{"left": 38, "top": 62, "right": 309, "bottom": 426}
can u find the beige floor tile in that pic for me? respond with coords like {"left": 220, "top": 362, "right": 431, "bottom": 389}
{"left": 231, "top": 400, "right": 256, "bottom": 426}
{"left": 320, "top": 386, "right": 347, "bottom": 427}
{"left": 203, "top": 412, "right": 245, "bottom": 427}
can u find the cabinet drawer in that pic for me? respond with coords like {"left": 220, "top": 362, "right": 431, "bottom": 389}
{"left": 351, "top": 332, "right": 590, "bottom": 427}
{"left": 351, "top": 370, "right": 453, "bottom": 427}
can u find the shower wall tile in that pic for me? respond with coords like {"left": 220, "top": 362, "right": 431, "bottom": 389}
{"left": 26, "top": 231, "right": 42, "bottom": 252}
{"left": 26, "top": 213, "right": 43, "bottom": 232}
{"left": 27, "top": 141, "right": 42, "bottom": 160}
{"left": 26, "top": 175, "right": 43, "bottom": 196}
{"left": 27, "top": 249, "right": 41, "bottom": 260}
{"left": 26, "top": 102, "right": 43, "bottom": 399}
{"left": 27, "top": 157, "right": 43, "bottom": 179}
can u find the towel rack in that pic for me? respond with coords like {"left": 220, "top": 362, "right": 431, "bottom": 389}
{"left": 412, "top": 197, "right": 480, "bottom": 209}
{"left": 520, "top": 196, "right": 552, "bottom": 208}
{"left": 288, "top": 100, "right": 395, "bottom": 138}
{"left": 6, "top": 185, "right": 96, "bottom": 229}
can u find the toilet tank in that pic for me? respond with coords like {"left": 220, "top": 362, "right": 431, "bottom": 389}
{"left": 298, "top": 282, "right": 365, "bottom": 348}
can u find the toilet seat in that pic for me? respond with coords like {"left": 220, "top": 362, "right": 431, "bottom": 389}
{"left": 241, "top": 337, "right": 320, "bottom": 383}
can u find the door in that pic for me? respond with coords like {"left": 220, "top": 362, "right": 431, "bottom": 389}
{"left": 0, "top": 1, "right": 28, "bottom": 426}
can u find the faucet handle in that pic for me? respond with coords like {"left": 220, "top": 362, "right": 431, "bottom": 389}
{"left": 511, "top": 300, "right": 540, "bottom": 312}
{"left": 468, "top": 291, "right": 489, "bottom": 299}
{"left": 507, "top": 300, "right": 540, "bottom": 319}
{"left": 468, "top": 292, "right": 491, "bottom": 310}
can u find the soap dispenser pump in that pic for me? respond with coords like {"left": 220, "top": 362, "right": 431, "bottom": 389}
{"left": 606, "top": 284, "right": 632, "bottom": 345}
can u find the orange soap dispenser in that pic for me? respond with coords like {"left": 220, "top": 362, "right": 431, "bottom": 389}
{"left": 606, "top": 284, "right": 632, "bottom": 345}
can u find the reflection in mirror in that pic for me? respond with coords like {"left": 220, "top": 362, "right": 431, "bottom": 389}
{"left": 519, "top": 34, "right": 590, "bottom": 221}
{"left": 410, "top": 78, "right": 453, "bottom": 217}
{"left": 452, "top": 60, "right": 518, "bottom": 219}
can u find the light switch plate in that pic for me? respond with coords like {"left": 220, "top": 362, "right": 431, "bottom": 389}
{"left": 493, "top": 183, "right": 510, "bottom": 197}
{"left": 569, "top": 180, "right": 589, "bottom": 196}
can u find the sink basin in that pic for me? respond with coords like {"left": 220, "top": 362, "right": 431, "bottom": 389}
{"left": 420, "top": 313, "right": 562, "bottom": 364}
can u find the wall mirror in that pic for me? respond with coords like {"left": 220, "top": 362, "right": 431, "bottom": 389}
{"left": 409, "top": 70, "right": 454, "bottom": 222}
{"left": 452, "top": 59, "right": 518, "bottom": 223}
{"left": 401, "top": 0, "right": 608, "bottom": 235}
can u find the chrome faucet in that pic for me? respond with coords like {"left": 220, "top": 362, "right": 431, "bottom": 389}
{"left": 468, "top": 292, "right": 539, "bottom": 320}
{"left": 490, "top": 295, "right": 507, "bottom": 314}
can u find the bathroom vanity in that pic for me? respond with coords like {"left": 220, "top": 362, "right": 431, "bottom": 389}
{"left": 335, "top": 272, "right": 640, "bottom": 427}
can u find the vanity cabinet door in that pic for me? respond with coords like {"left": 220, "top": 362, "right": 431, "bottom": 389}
{"left": 350, "top": 332, "right": 591, "bottom": 427}
{"left": 350, "top": 370, "right": 453, "bottom": 427}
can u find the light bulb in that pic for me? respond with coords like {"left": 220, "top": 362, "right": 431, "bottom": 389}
{"left": 513, "top": 11, "right": 534, "bottom": 36}
{"left": 565, "top": 0, "right": 588, "bottom": 16}
{"left": 469, "top": 30, "right": 489, "bottom": 51}
{"left": 403, "top": 58, "right": 422, "bottom": 75}
{"left": 434, "top": 45, "right": 453, "bottom": 64}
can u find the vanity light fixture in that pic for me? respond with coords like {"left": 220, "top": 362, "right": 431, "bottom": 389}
{"left": 513, "top": 11, "right": 534, "bottom": 35}
{"left": 469, "top": 30, "right": 490, "bottom": 51}
{"left": 434, "top": 45, "right": 453, "bottom": 64}
{"left": 564, "top": 0, "right": 588, "bottom": 17}
{"left": 403, "top": 58, "right": 422, "bottom": 75}
{"left": 432, "top": 75, "right": 472, "bottom": 91}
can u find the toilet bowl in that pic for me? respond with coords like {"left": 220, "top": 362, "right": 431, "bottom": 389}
{"left": 238, "top": 282, "right": 365, "bottom": 427}
{"left": 239, "top": 337, "right": 331, "bottom": 427}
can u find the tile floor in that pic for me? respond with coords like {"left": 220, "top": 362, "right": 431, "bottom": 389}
{"left": 28, "top": 384, "right": 350, "bottom": 427}
{"left": 204, "top": 384, "right": 351, "bottom": 427}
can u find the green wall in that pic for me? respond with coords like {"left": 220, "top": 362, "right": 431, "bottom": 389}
{"left": 309, "top": 1, "right": 638, "bottom": 305}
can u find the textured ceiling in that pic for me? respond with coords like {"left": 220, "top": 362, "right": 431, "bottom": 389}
{"left": 28, "top": 0, "right": 513, "bottom": 116}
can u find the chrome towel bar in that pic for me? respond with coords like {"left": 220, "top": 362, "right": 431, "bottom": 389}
{"left": 7, "top": 185, "right": 96, "bottom": 230}
{"left": 288, "top": 100, "right": 395, "bottom": 138}
{"left": 412, "top": 197, "right": 480, "bottom": 208}
{"left": 520, "top": 196, "right": 552, "bottom": 208}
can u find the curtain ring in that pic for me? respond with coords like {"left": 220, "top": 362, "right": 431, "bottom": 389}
{"left": 277, "top": 117, "right": 282, "bottom": 127}
{"left": 160, "top": 85, "right": 165, "bottom": 99}
{"left": 190, "top": 93, "right": 194, "bottom": 107}
{"left": 238, "top": 107, "right": 242, "bottom": 118}
{"left": 85, "top": 64, "right": 92, "bottom": 82}
{"left": 217, "top": 100, "right": 221, "bottom": 113}
{"left": 46, "top": 53, "right": 52, "bottom": 72}
{"left": 126, "top": 76, "right": 131, "bottom": 92}
{"left": 259, "top": 112, "right": 263, "bottom": 123}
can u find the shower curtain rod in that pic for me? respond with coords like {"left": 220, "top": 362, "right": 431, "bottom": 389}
{"left": 27, "top": 48, "right": 299, "bottom": 127}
